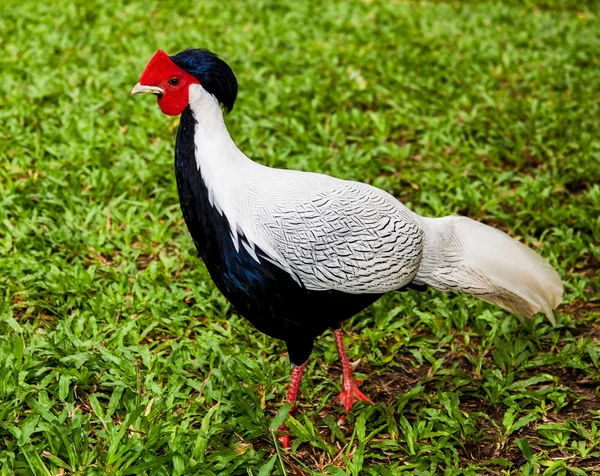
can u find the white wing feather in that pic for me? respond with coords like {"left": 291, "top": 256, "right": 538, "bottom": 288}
{"left": 257, "top": 181, "right": 424, "bottom": 293}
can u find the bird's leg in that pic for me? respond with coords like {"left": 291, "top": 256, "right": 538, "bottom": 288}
{"left": 277, "top": 362, "right": 306, "bottom": 449}
{"left": 334, "top": 329, "right": 373, "bottom": 413}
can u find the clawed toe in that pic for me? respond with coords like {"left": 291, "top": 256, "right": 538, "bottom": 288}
{"left": 277, "top": 425, "right": 291, "bottom": 449}
{"left": 338, "top": 379, "right": 373, "bottom": 412}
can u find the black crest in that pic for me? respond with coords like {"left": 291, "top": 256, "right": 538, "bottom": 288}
{"left": 170, "top": 49, "right": 238, "bottom": 113}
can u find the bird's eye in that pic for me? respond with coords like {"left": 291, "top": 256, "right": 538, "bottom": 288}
{"left": 168, "top": 77, "right": 180, "bottom": 86}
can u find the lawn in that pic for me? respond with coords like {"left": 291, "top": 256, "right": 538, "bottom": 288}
{"left": 1, "top": 0, "right": 599, "bottom": 474}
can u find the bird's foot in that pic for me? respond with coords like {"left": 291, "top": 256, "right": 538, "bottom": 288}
{"left": 277, "top": 424, "right": 291, "bottom": 449}
{"left": 275, "top": 362, "right": 306, "bottom": 451}
{"left": 338, "top": 377, "right": 373, "bottom": 413}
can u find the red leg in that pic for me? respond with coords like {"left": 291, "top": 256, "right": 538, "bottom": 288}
{"left": 334, "top": 329, "right": 373, "bottom": 413}
{"left": 277, "top": 362, "right": 306, "bottom": 449}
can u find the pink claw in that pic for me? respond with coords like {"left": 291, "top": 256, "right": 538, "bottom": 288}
{"left": 334, "top": 329, "right": 374, "bottom": 414}
{"left": 338, "top": 378, "right": 373, "bottom": 412}
{"left": 277, "top": 426, "right": 291, "bottom": 449}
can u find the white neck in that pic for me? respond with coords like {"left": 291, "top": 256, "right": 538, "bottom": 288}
{"left": 187, "top": 84, "right": 257, "bottom": 250}
{"left": 188, "top": 84, "right": 247, "bottom": 167}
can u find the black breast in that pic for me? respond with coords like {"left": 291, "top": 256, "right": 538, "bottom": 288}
{"left": 174, "top": 107, "right": 382, "bottom": 365}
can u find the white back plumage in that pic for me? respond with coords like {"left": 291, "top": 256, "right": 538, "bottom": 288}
{"left": 188, "top": 85, "right": 563, "bottom": 320}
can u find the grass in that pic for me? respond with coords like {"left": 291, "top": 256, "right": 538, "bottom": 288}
{"left": 1, "top": 0, "right": 599, "bottom": 474}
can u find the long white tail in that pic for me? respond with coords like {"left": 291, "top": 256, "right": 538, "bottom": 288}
{"left": 412, "top": 216, "right": 563, "bottom": 325}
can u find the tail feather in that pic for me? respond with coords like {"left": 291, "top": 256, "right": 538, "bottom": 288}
{"left": 413, "top": 216, "right": 563, "bottom": 324}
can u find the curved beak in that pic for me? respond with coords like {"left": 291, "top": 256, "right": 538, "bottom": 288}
{"left": 131, "top": 83, "right": 165, "bottom": 96}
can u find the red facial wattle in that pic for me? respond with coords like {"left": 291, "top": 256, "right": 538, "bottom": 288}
{"left": 137, "top": 50, "right": 200, "bottom": 116}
